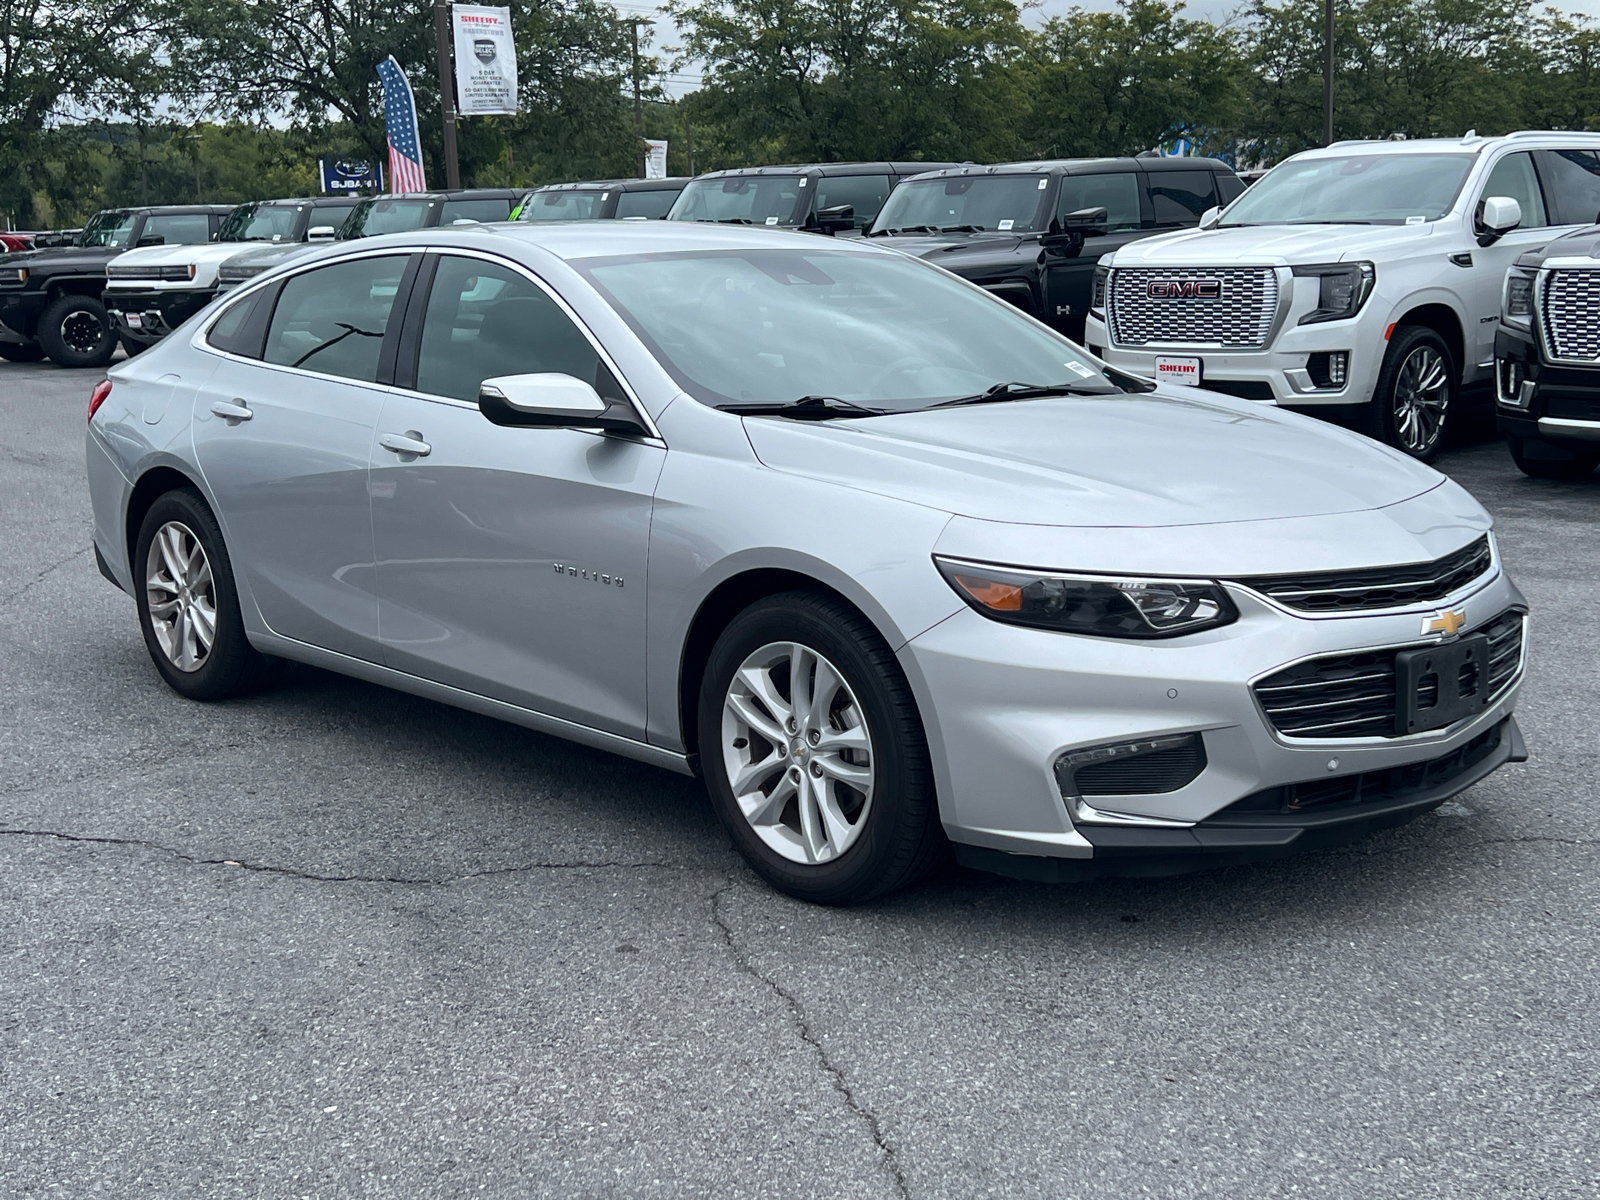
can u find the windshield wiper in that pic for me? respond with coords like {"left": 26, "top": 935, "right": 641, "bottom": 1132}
{"left": 937, "top": 224, "right": 985, "bottom": 233}
{"left": 931, "top": 381, "right": 1110, "bottom": 409}
{"left": 716, "top": 217, "right": 757, "bottom": 225}
{"left": 721, "top": 395, "right": 885, "bottom": 420}
{"left": 867, "top": 224, "right": 939, "bottom": 237}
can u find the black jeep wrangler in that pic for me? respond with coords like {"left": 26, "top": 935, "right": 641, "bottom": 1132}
{"left": 0, "top": 205, "right": 231, "bottom": 367}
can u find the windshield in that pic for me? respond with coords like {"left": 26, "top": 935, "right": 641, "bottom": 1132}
{"left": 667, "top": 176, "right": 805, "bottom": 226}
{"left": 871, "top": 175, "right": 1049, "bottom": 234}
{"left": 339, "top": 198, "right": 436, "bottom": 239}
{"left": 578, "top": 248, "right": 1112, "bottom": 411}
{"left": 79, "top": 211, "right": 139, "bottom": 248}
{"left": 217, "top": 202, "right": 307, "bottom": 243}
{"left": 522, "top": 190, "right": 608, "bottom": 221}
{"left": 1221, "top": 154, "right": 1475, "bottom": 225}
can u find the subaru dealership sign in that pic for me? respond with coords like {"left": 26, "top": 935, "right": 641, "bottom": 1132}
{"left": 319, "top": 158, "right": 384, "bottom": 194}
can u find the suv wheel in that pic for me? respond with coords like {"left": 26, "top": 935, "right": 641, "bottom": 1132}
{"left": 0, "top": 340, "right": 46, "bottom": 362}
{"left": 1507, "top": 436, "right": 1600, "bottom": 480}
{"left": 38, "top": 294, "right": 117, "bottom": 368}
{"left": 1365, "top": 325, "right": 1454, "bottom": 461}
{"left": 697, "top": 591, "right": 946, "bottom": 904}
{"left": 134, "top": 488, "right": 279, "bottom": 700}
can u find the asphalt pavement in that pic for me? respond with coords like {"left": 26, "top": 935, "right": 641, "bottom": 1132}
{"left": 2, "top": 360, "right": 1596, "bottom": 1199}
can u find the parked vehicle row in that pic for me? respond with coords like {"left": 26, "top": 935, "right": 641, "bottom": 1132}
{"left": 88, "top": 219, "right": 1529, "bottom": 903}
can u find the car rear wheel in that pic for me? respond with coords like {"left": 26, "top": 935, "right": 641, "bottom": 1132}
{"left": 1507, "top": 436, "right": 1600, "bottom": 480}
{"left": 697, "top": 591, "right": 946, "bottom": 905}
{"left": 1365, "top": 325, "right": 1454, "bottom": 461}
{"left": 0, "top": 339, "right": 46, "bottom": 362}
{"left": 38, "top": 294, "right": 117, "bottom": 368}
{"left": 134, "top": 488, "right": 278, "bottom": 700}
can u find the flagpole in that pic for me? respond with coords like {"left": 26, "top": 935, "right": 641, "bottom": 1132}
{"left": 434, "top": 0, "right": 462, "bottom": 189}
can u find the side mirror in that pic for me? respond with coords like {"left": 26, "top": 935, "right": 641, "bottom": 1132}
{"left": 1041, "top": 207, "right": 1108, "bottom": 257}
{"left": 136, "top": 235, "right": 165, "bottom": 247}
{"left": 306, "top": 225, "right": 337, "bottom": 240}
{"left": 814, "top": 204, "right": 855, "bottom": 236}
{"left": 1476, "top": 195, "right": 1522, "bottom": 245}
{"left": 1198, "top": 206, "right": 1221, "bottom": 231}
{"left": 478, "top": 373, "right": 647, "bottom": 437}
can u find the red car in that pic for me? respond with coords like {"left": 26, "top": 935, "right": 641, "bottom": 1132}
{"left": 0, "top": 232, "right": 34, "bottom": 253}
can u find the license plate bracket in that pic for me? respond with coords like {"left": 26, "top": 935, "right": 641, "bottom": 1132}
{"left": 1395, "top": 634, "right": 1491, "bottom": 734}
{"left": 1154, "top": 355, "right": 1202, "bottom": 387}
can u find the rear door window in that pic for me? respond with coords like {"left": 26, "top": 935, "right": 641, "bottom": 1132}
{"left": 1146, "top": 171, "right": 1219, "bottom": 226}
{"left": 813, "top": 175, "right": 892, "bottom": 229}
{"left": 142, "top": 213, "right": 214, "bottom": 245}
{"left": 1537, "top": 149, "right": 1600, "bottom": 225}
{"left": 414, "top": 255, "right": 602, "bottom": 402}
{"left": 615, "top": 189, "right": 679, "bottom": 220}
{"left": 263, "top": 255, "right": 410, "bottom": 382}
{"left": 1056, "top": 173, "right": 1142, "bottom": 231}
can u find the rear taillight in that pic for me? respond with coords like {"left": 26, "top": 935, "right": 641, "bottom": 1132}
{"left": 88, "top": 380, "right": 112, "bottom": 423}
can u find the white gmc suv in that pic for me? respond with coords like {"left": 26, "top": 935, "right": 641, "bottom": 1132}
{"left": 1083, "top": 132, "right": 1600, "bottom": 459}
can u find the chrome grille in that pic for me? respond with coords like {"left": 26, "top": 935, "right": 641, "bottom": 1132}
{"left": 1107, "top": 267, "right": 1279, "bottom": 348}
{"left": 1542, "top": 269, "right": 1600, "bottom": 362}
{"left": 1235, "top": 536, "right": 1492, "bottom": 613}
{"left": 1253, "top": 611, "right": 1524, "bottom": 740}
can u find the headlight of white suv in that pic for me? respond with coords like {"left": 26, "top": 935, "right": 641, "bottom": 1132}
{"left": 1502, "top": 267, "right": 1535, "bottom": 332}
{"left": 1293, "top": 262, "right": 1376, "bottom": 325}
{"left": 935, "top": 558, "right": 1238, "bottom": 639}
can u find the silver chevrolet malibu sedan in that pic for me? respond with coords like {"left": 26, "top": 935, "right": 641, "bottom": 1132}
{"left": 85, "top": 222, "right": 1528, "bottom": 903}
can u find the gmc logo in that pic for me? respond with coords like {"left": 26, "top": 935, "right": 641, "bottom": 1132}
{"left": 1147, "top": 279, "right": 1222, "bottom": 300}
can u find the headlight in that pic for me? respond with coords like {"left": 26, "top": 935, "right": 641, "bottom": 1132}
{"left": 1293, "top": 262, "right": 1375, "bottom": 325}
{"left": 1, "top": 267, "right": 25, "bottom": 284}
{"left": 1091, "top": 264, "right": 1109, "bottom": 314}
{"left": 935, "top": 558, "right": 1238, "bottom": 639}
{"left": 1502, "top": 267, "right": 1535, "bottom": 332}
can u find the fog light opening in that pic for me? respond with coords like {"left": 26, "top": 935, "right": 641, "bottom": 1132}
{"left": 1054, "top": 733, "right": 1207, "bottom": 827}
{"left": 1497, "top": 359, "right": 1532, "bottom": 409}
{"left": 1306, "top": 351, "right": 1350, "bottom": 390}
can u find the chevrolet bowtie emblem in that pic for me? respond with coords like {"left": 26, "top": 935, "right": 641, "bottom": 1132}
{"left": 1422, "top": 609, "right": 1467, "bottom": 637}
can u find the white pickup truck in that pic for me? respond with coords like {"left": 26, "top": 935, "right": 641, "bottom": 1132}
{"left": 1083, "top": 132, "right": 1600, "bottom": 459}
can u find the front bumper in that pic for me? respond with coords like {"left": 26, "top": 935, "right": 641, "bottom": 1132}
{"left": 1495, "top": 323, "right": 1600, "bottom": 448}
{"left": 1083, "top": 311, "right": 1376, "bottom": 407}
{"left": 904, "top": 564, "right": 1527, "bottom": 873}
{"left": 102, "top": 286, "right": 217, "bottom": 345}
{"left": 0, "top": 290, "right": 46, "bottom": 341}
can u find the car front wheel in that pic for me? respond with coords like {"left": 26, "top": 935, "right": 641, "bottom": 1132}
{"left": 134, "top": 488, "right": 278, "bottom": 700}
{"left": 698, "top": 591, "right": 946, "bottom": 904}
{"left": 1365, "top": 325, "right": 1455, "bottom": 461}
{"left": 1508, "top": 436, "right": 1600, "bottom": 480}
{"left": 38, "top": 294, "right": 118, "bottom": 368}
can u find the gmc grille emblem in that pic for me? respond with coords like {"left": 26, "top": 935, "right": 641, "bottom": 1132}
{"left": 1147, "top": 279, "right": 1223, "bottom": 300}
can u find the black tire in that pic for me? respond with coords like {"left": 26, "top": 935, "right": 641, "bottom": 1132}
{"left": 697, "top": 590, "right": 947, "bottom": 905}
{"left": 37, "top": 293, "right": 117, "bottom": 368}
{"left": 0, "top": 339, "right": 46, "bottom": 362}
{"left": 1363, "top": 324, "right": 1455, "bottom": 462}
{"left": 1508, "top": 436, "right": 1600, "bottom": 480}
{"left": 133, "top": 487, "right": 278, "bottom": 700}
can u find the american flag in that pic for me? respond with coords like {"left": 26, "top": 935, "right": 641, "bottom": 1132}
{"left": 376, "top": 56, "right": 427, "bottom": 193}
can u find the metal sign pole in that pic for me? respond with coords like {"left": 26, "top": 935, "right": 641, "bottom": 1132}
{"left": 434, "top": 0, "right": 462, "bottom": 189}
{"left": 1323, "top": 0, "right": 1335, "bottom": 146}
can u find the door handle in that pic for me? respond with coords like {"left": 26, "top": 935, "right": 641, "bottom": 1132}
{"left": 210, "top": 399, "right": 252, "bottom": 423}
{"left": 378, "top": 431, "right": 431, "bottom": 458}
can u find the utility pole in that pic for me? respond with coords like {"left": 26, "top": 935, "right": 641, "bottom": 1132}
{"left": 434, "top": 0, "right": 462, "bottom": 189}
{"left": 628, "top": 18, "right": 650, "bottom": 177}
{"left": 186, "top": 131, "right": 202, "bottom": 202}
{"left": 683, "top": 107, "right": 695, "bottom": 177}
{"left": 1323, "top": 0, "right": 1335, "bottom": 146}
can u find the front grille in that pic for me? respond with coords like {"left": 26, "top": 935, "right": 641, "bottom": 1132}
{"left": 1253, "top": 610, "right": 1524, "bottom": 740}
{"left": 1217, "top": 719, "right": 1507, "bottom": 815}
{"left": 1107, "top": 267, "right": 1279, "bottom": 348}
{"left": 1543, "top": 269, "right": 1600, "bottom": 362}
{"left": 1235, "top": 535, "right": 1492, "bottom": 613}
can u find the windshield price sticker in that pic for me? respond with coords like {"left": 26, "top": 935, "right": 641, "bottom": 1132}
{"left": 1155, "top": 356, "right": 1202, "bottom": 386}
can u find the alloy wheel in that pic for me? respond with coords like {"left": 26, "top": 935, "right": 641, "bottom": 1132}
{"left": 144, "top": 521, "right": 217, "bottom": 672}
{"left": 61, "top": 309, "right": 107, "bottom": 355}
{"left": 1392, "top": 345, "right": 1449, "bottom": 455}
{"left": 720, "top": 641, "right": 876, "bottom": 865}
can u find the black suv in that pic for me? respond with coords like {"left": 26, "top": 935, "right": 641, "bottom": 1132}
{"left": 338, "top": 189, "right": 529, "bottom": 239}
{"left": 0, "top": 205, "right": 231, "bottom": 367}
{"left": 667, "top": 162, "right": 962, "bottom": 234}
{"left": 516, "top": 178, "right": 691, "bottom": 222}
{"left": 1496, "top": 224, "right": 1600, "bottom": 479}
{"left": 866, "top": 156, "right": 1245, "bottom": 342}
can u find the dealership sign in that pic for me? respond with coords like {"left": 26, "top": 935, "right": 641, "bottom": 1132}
{"left": 319, "top": 157, "right": 384, "bottom": 194}
{"left": 452, "top": 4, "right": 518, "bottom": 116}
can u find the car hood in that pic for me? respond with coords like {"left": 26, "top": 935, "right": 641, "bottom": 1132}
{"left": 0, "top": 244, "right": 121, "bottom": 271}
{"left": 1109, "top": 221, "right": 1443, "bottom": 267}
{"left": 741, "top": 388, "right": 1445, "bottom": 529}
{"left": 111, "top": 242, "right": 259, "bottom": 267}
{"left": 873, "top": 232, "right": 1032, "bottom": 259}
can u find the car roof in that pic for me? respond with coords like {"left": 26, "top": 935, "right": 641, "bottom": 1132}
{"left": 692, "top": 162, "right": 962, "bottom": 179}
{"left": 136, "top": 205, "right": 236, "bottom": 215}
{"left": 532, "top": 178, "right": 690, "bottom": 193}
{"left": 356, "top": 189, "right": 526, "bottom": 201}
{"left": 1311, "top": 131, "right": 1600, "bottom": 158}
{"left": 250, "top": 196, "right": 361, "bottom": 206}
{"left": 904, "top": 157, "right": 1234, "bottom": 182}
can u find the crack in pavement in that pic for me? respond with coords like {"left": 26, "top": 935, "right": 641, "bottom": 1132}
{"left": 0, "top": 545, "right": 90, "bottom": 609}
{"left": 709, "top": 883, "right": 911, "bottom": 1200}
{"left": 0, "top": 828, "right": 691, "bottom": 884}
